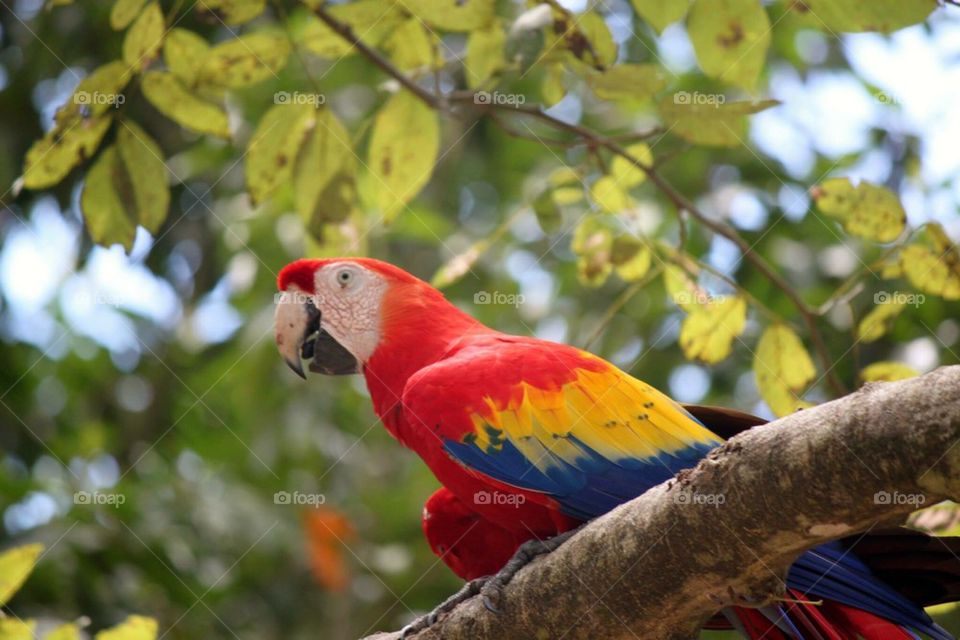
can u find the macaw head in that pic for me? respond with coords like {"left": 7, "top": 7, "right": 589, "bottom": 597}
{"left": 273, "top": 257, "right": 423, "bottom": 378}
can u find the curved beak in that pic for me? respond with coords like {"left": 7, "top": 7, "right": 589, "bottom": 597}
{"left": 274, "top": 290, "right": 318, "bottom": 379}
{"left": 274, "top": 289, "right": 361, "bottom": 378}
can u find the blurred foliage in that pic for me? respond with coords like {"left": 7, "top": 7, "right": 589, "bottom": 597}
{"left": 1, "top": 0, "right": 960, "bottom": 638}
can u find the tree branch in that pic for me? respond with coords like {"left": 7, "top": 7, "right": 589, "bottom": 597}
{"left": 365, "top": 366, "right": 960, "bottom": 640}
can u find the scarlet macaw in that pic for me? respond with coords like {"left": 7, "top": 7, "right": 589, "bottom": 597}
{"left": 274, "top": 257, "right": 953, "bottom": 639}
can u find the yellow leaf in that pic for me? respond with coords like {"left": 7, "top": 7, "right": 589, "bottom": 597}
{"left": 405, "top": 0, "right": 495, "bottom": 31}
{"left": 164, "top": 29, "right": 209, "bottom": 86}
{"left": 94, "top": 616, "right": 157, "bottom": 640}
{"left": 299, "top": 1, "right": 404, "bottom": 58}
{"left": 812, "top": 178, "right": 906, "bottom": 243}
{"left": 0, "top": 543, "right": 44, "bottom": 606}
{"left": 22, "top": 116, "right": 113, "bottom": 190}
{"left": 899, "top": 224, "right": 960, "bottom": 300}
{"left": 81, "top": 146, "right": 138, "bottom": 252}
{"left": 576, "top": 11, "right": 617, "bottom": 68}
{"left": 788, "top": 0, "right": 936, "bottom": 34}
{"left": 610, "top": 143, "right": 652, "bottom": 188}
{"left": 658, "top": 98, "right": 778, "bottom": 147}
{"left": 856, "top": 299, "right": 905, "bottom": 343}
{"left": 122, "top": 2, "right": 164, "bottom": 69}
{"left": 591, "top": 176, "right": 629, "bottom": 213}
{"left": 754, "top": 324, "right": 816, "bottom": 417}
{"left": 245, "top": 103, "right": 315, "bottom": 204}
{"left": 294, "top": 109, "right": 357, "bottom": 237}
{"left": 142, "top": 72, "right": 230, "bottom": 138}
{"left": 199, "top": 31, "right": 290, "bottom": 88}
{"left": 861, "top": 361, "right": 918, "bottom": 382}
{"left": 110, "top": 0, "right": 147, "bottom": 30}
{"left": 44, "top": 624, "right": 81, "bottom": 640}
{"left": 552, "top": 187, "right": 582, "bottom": 206}
{"left": 630, "top": 0, "right": 690, "bottom": 33}
{"left": 572, "top": 215, "right": 615, "bottom": 287}
{"left": 663, "top": 263, "right": 705, "bottom": 312}
{"left": 196, "top": 0, "right": 265, "bottom": 25}
{"left": 0, "top": 619, "right": 35, "bottom": 640}
{"left": 384, "top": 18, "right": 441, "bottom": 72}
{"left": 679, "top": 296, "right": 746, "bottom": 364}
{"left": 611, "top": 236, "right": 652, "bottom": 282}
{"left": 541, "top": 64, "right": 565, "bottom": 106}
{"left": 586, "top": 64, "right": 666, "bottom": 101}
{"left": 549, "top": 167, "right": 580, "bottom": 187}
{"left": 368, "top": 91, "right": 439, "bottom": 221}
{"left": 465, "top": 22, "right": 505, "bottom": 89}
{"left": 116, "top": 121, "right": 169, "bottom": 233}
{"left": 687, "top": 0, "right": 770, "bottom": 92}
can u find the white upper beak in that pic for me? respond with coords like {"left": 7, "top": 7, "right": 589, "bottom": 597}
{"left": 274, "top": 290, "right": 309, "bottom": 379}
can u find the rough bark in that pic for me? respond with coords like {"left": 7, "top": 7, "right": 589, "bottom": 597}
{"left": 364, "top": 366, "right": 960, "bottom": 640}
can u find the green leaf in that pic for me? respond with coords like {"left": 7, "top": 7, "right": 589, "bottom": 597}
{"left": 663, "top": 264, "right": 705, "bottom": 312}
{"left": 22, "top": 116, "right": 113, "bottom": 190}
{"left": 199, "top": 31, "right": 291, "bottom": 88}
{"left": 610, "top": 143, "right": 652, "bottom": 188}
{"left": 812, "top": 178, "right": 906, "bottom": 242}
{"left": 0, "top": 543, "right": 44, "bottom": 606}
{"left": 586, "top": 64, "right": 666, "bottom": 101}
{"left": 94, "top": 616, "right": 158, "bottom": 640}
{"left": 0, "top": 619, "right": 35, "bottom": 640}
{"left": 294, "top": 109, "right": 357, "bottom": 237}
{"left": 245, "top": 103, "right": 315, "bottom": 204}
{"left": 610, "top": 236, "right": 652, "bottom": 282}
{"left": 658, "top": 98, "right": 778, "bottom": 147}
{"left": 630, "top": 0, "right": 690, "bottom": 33}
{"left": 532, "top": 190, "right": 562, "bottom": 233}
{"left": 541, "top": 63, "right": 565, "bottom": 106}
{"left": 122, "top": 1, "right": 164, "bottom": 69}
{"left": 142, "top": 72, "right": 230, "bottom": 138}
{"left": 368, "top": 91, "right": 440, "bottom": 221}
{"left": 861, "top": 361, "right": 918, "bottom": 382}
{"left": 81, "top": 146, "right": 138, "bottom": 251}
{"left": 679, "top": 296, "right": 746, "bottom": 363}
{"left": 788, "top": 0, "right": 937, "bottom": 34}
{"left": 196, "top": 0, "right": 265, "bottom": 26}
{"left": 164, "top": 29, "right": 210, "bottom": 86}
{"left": 900, "top": 223, "right": 960, "bottom": 300}
{"left": 299, "top": 1, "right": 404, "bottom": 58}
{"left": 576, "top": 11, "right": 617, "bottom": 68}
{"left": 405, "top": 0, "right": 495, "bottom": 31}
{"left": 384, "top": 18, "right": 441, "bottom": 72}
{"left": 591, "top": 176, "right": 629, "bottom": 213}
{"left": 572, "top": 215, "right": 615, "bottom": 287}
{"left": 465, "top": 22, "right": 506, "bottom": 89}
{"left": 110, "top": 0, "right": 148, "bottom": 30}
{"left": 754, "top": 324, "right": 816, "bottom": 417}
{"left": 21, "top": 60, "right": 131, "bottom": 189}
{"left": 857, "top": 299, "right": 905, "bottom": 343}
{"left": 116, "top": 121, "right": 169, "bottom": 233}
{"left": 688, "top": 0, "right": 770, "bottom": 91}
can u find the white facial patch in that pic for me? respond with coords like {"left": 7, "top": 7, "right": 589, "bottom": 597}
{"left": 312, "top": 263, "right": 388, "bottom": 365}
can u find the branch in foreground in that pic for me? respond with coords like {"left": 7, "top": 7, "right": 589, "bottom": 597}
{"left": 366, "top": 366, "right": 960, "bottom": 640}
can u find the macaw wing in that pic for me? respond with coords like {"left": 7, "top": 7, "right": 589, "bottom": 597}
{"left": 402, "top": 338, "right": 724, "bottom": 520}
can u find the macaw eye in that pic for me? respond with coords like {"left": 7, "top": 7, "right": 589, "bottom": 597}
{"left": 336, "top": 270, "right": 353, "bottom": 286}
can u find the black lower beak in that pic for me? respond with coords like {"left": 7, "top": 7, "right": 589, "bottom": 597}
{"left": 298, "top": 301, "right": 360, "bottom": 376}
